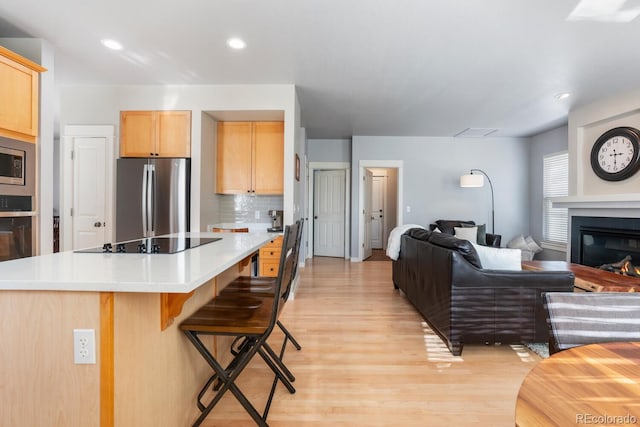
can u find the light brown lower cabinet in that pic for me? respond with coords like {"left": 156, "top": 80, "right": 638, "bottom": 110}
{"left": 259, "top": 236, "right": 283, "bottom": 277}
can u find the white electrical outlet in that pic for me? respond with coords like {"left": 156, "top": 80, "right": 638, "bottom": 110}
{"left": 73, "top": 329, "right": 96, "bottom": 364}
{"left": 255, "top": 210, "right": 260, "bottom": 219}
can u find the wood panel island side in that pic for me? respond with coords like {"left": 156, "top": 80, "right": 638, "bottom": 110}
{"left": 0, "top": 231, "right": 276, "bottom": 427}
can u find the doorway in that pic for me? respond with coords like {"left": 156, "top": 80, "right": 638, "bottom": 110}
{"left": 364, "top": 167, "right": 398, "bottom": 261}
{"left": 307, "top": 162, "right": 350, "bottom": 259}
{"left": 60, "top": 125, "right": 115, "bottom": 251}
{"left": 313, "top": 169, "right": 345, "bottom": 257}
{"left": 358, "top": 160, "right": 403, "bottom": 262}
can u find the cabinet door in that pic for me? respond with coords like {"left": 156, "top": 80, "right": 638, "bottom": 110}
{"left": 216, "top": 122, "right": 253, "bottom": 194}
{"left": 156, "top": 111, "right": 191, "bottom": 157}
{"left": 0, "top": 47, "right": 43, "bottom": 144}
{"left": 253, "top": 122, "right": 284, "bottom": 194}
{"left": 120, "top": 111, "right": 155, "bottom": 157}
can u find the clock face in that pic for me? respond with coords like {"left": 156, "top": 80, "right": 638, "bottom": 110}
{"left": 596, "top": 136, "right": 635, "bottom": 173}
{"left": 590, "top": 127, "right": 640, "bottom": 181}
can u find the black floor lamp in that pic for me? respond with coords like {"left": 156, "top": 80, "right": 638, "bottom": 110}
{"left": 460, "top": 169, "right": 495, "bottom": 234}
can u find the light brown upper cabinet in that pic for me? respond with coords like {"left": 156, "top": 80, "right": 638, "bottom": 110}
{"left": 0, "top": 46, "right": 46, "bottom": 144}
{"left": 120, "top": 110, "right": 191, "bottom": 157}
{"left": 216, "top": 121, "right": 284, "bottom": 195}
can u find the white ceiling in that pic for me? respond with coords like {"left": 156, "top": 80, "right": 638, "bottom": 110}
{"left": 2, "top": 0, "right": 640, "bottom": 139}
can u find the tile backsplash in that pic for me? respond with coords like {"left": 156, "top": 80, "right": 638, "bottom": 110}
{"left": 217, "top": 194, "right": 284, "bottom": 223}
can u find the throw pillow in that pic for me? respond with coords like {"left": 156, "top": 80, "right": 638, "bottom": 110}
{"left": 507, "top": 234, "right": 529, "bottom": 251}
{"left": 525, "top": 236, "right": 543, "bottom": 254}
{"left": 454, "top": 226, "right": 478, "bottom": 243}
{"left": 463, "top": 223, "right": 487, "bottom": 245}
{"left": 471, "top": 243, "right": 522, "bottom": 270}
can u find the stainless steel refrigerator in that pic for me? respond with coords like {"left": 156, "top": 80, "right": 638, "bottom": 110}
{"left": 116, "top": 158, "right": 190, "bottom": 242}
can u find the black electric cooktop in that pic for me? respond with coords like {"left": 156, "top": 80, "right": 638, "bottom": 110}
{"left": 75, "top": 237, "right": 222, "bottom": 254}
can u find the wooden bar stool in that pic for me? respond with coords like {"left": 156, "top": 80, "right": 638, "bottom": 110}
{"left": 180, "top": 222, "right": 299, "bottom": 426}
{"left": 219, "top": 219, "right": 304, "bottom": 353}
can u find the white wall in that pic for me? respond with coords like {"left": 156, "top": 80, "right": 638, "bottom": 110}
{"left": 59, "top": 84, "right": 299, "bottom": 232}
{"left": 568, "top": 87, "right": 640, "bottom": 197}
{"left": 351, "top": 136, "right": 531, "bottom": 255}
{"left": 307, "top": 138, "right": 351, "bottom": 163}
{"left": 199, "top": 112, "right": 218, "bottom": 230}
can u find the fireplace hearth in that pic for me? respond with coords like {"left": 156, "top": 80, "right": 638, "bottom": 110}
{"left": 571, "top": 216, "right": 640, "bottom": 267}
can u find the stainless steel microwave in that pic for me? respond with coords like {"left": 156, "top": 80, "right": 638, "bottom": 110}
{"left": 0, "top": 146, "right": 25, "bottom": 185}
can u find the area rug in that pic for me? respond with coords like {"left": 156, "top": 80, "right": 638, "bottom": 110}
{"left": 525, "top": 343, "right": 549, "bottom": 359}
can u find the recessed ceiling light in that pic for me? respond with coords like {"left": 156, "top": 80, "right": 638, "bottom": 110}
{"left": 227, "top": 38, "right": 247, "bottom": 50}
{"left": 555, "top": 93, "right": 571, "bottom": 100}
{"left": 101, "top": 39, "right": 123, "bottom": 51}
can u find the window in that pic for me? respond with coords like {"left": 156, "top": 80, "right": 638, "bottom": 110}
{"left": 543, "top": 151, "right": 569, "bottom": 246}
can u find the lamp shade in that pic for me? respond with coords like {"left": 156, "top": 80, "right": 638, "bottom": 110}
{"left": 460, "top": 173, "right": 484, "bottom": 188}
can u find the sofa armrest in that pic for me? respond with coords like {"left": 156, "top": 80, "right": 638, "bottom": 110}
{"left": 450, "top": 253, "right": 575, "bottom": 289}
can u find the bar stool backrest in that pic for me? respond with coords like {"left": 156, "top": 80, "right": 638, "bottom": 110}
{"left": 281, "top": 219, "right": 304, "bottom": 302}
{"left": 269, "top": 221, "right": 299, "bottom": 328}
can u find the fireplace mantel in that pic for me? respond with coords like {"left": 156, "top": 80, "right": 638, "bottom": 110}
{"left": 552, "top": 194, "right": 640, "bottom": 210}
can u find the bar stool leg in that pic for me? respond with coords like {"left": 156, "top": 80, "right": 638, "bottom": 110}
{"left": 184, "top": 331, "right": 267, "bottom": 427}
{"left": 278, "top": 320, "right": 302, "bottom": 351}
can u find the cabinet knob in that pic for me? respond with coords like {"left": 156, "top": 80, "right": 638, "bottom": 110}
{"left": 270, "top": 251, "right": 274, "bottom": 255}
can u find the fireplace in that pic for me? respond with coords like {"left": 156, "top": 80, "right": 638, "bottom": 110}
{"left": 571, "top": 216, "right": 640, "bottom": 267}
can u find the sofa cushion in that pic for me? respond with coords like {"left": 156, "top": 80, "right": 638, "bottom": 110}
{"left": 428, "top": 232, "right": 482, "bottom": 268}
{"left": 405, "top": 228, "right": 431, "bottom": 241}
{"left": 471, "top": 243, "right": 522, "bottom": 270}
{"left": 435, "top": 220, "right": 475, "bottom": 235}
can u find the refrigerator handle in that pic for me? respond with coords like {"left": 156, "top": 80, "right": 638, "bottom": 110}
{"left": 149, "top": 164, "right": 156, "bottom": 236}
{"left": 142, "top": 164, "right": 149, "bottom": 237}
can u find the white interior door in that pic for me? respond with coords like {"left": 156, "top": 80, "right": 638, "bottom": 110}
{"left": 363, "top": 169, "right": 373, "bottom": 260}
{"left": 371, "top": 176, "right": 385, "bottom": 249}
{"left": 72, "top": 137, "right": 108, "bottom": 249}
{"left": 313, "top": 170, "right": 345, "bottom": 257}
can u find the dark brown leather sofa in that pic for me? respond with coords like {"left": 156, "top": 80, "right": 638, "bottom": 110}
{"left": 392, "top": 228, "right": 574, "bottom": 355}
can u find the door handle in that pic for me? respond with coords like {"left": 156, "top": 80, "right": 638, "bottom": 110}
{"left": 314, "top": 216, "right": 318, "bottom": 219}
{"left": 94, "top": 222, "right": 102, "bottom": 228}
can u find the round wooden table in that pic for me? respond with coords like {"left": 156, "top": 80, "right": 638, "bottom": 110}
{"left": 515, "top": 342, "right": 640, "bottom": 426}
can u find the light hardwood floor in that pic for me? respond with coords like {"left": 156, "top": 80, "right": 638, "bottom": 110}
{"left": 200, "top": 257, "right": 541, "bottom": 426}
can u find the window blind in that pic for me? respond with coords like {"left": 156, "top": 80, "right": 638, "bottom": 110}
{"left": 543, "top": 152, "right": 568, "bottom": 244}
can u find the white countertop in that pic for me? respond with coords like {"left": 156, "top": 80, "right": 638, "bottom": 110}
{"left": 0, "top": 232, "right": 277, "bottom": 293}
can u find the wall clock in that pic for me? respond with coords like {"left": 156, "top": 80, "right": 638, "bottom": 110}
{"left": 590, "top": 126, "right": 640, "bottom": 181}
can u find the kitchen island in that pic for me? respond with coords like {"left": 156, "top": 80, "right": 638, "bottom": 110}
{"left": 0, "top": 231, "right": 277, "bottom": 427}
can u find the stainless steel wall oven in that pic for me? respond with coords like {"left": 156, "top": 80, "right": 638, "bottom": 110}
{"left": 0, "top": 195, "right": 33, "bottom": 261}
